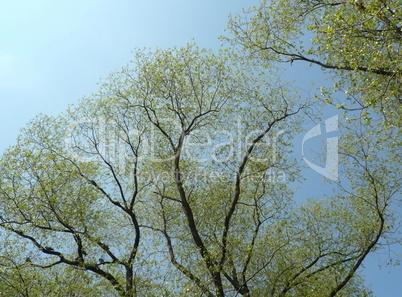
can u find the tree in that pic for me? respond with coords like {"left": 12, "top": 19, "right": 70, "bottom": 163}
{"left": 226, "top": 0, "right": 401, "bottom": 127}
{"left": 0, "top": 43, "right": 398, "bottom": 297}
{"left": 224, "top": 0, "right": 402, "bottom": 294}
{"left": 0, "top": 234, "right": 111, "bottom": 297}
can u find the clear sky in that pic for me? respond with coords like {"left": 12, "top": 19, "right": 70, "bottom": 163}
{"left": 0, "top": 0, "right": 252, "bottom": 152}
{"left": 0, "top": 0, "right": 400, "bottom": 296}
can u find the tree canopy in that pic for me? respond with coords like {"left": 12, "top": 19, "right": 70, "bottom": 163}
{"left": 226, "top": 0, "right": 401, "bottom": 127}
{"left": 0, "top": 1, "right": 401, "bottom": 296}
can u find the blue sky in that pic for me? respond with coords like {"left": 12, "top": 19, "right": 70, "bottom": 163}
{"left": 0, "top": 0, "right": 400, "bottom": 295}
{"left": 0, "top": 0, "right": 249, "bottom": 152}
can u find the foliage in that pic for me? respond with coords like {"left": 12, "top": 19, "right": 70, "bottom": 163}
{"left": 0, "top": 8, "right": 400, "bottom": 295}
{"left": 224, "top": 0, "right": 402, "bottom": 294}
{"left": 226, "top": 0, "right": 402, "bottom": 127}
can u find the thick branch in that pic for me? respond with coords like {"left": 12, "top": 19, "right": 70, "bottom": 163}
{"left": 260, "top": 46, "right": 401, "bottom": 77}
